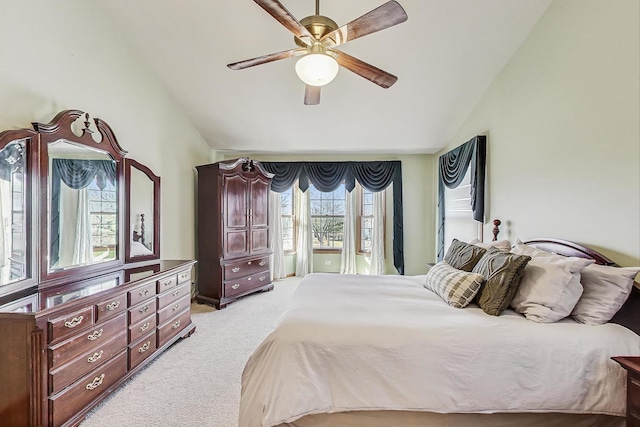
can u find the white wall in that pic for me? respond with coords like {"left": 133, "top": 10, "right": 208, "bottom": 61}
{"left": 436, "top": 0, "right": 640, "bottom": 267}
{"left": 225, "top": 153, "right": 434, "bottom": 276}
{"left": 0, "top": 1, "right": 211, "bottom": 260}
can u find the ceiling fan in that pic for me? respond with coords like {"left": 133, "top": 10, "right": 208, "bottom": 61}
{"left": 227, "top": 0, "right": 408, "bottom": 105}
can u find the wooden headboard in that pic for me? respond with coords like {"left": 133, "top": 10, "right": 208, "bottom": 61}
{"left": 132, "top": 213, "right": 146, "bottom": 246}
{"left": 523, "top": 238, "right": 639, "bottom": 336}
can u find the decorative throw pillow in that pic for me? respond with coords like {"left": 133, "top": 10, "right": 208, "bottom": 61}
{"left": 509, "top": 241, "right": 594, "bottom": 323}
{"left": 444, "top": 239, "right": 487, "bottom": 272}
{"left": 571, "top": 264, "right": 640, "bottom": 325}
{"left": 472, "top": 248, "right": 531, "bottom": 316}
{"left": 469, "top": 238, "right": 512, "bottom": 252}
{"left": 424, "top": 261, "right": 484, "bottom": 308}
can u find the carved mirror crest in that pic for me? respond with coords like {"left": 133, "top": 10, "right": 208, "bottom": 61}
{"left": 125, "top": 159, "right": 160, "bottom": 262}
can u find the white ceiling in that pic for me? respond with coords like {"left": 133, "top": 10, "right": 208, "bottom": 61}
{"left": 99, "top": 0, "right": 553, "bottom": 154}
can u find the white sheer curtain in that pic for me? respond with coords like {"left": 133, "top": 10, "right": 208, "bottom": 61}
{"left": 369, "top": 190, "right": 385, "bottom": 275}
{"left": 59, "top": 184, "right": 93, "bottom": 267}
{"left": 0, "top": 180, "right": 10, "bottom": 268}
{"left": 340, "top": 189, "right": 356, "bottom": 274}
{"left": 295, "top": 187, "right": 313, "bottom": 276}
{"left": 268, "top": 190, "right": 286, "bottom": 280}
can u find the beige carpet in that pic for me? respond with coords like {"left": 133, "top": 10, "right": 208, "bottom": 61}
{"left": 81, "top": 277, "right": 301, "bottom": 427}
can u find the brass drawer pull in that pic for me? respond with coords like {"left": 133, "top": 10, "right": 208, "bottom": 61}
{"left": 247, "top": 277, "right": 252, "bottom": 281}
{"left": 138, "top": 341, "right": 151, "bottom": 353}
{"left": 139, "top": 322, "right": 150, "bottom": 332}
{"left": 232, "top": 267, "right": 240, "bottom": 273}
{"left": 161, "top": 280, "right": 172, "bottom": 287}
{"left": 172, "top": 304, "right": 181, "bottom": 311}
{"left": 172, "top": 320, "right": 181, "bottom": 329}
{"left": 247, "top": 261, "right": 252, "bottom": 265}
{"left": 86, "top": 374, "right": 105, "bottom": 391}
{"left": 232, "top": 284, "right": 240, "bottom": 290}
{"left": 87, "top": 350, "right": 103, "bottom": 363}
{"left": 139, "top": 289, "right": 149, "bottom": 297}
{"left": 139, "top": 305, "right": 150, "bottom": 314}
{"left": 259, "top": 261, "right": 266, "bottom": 266}
{"left": 87, "top": 329, "right": 103, "bottom": 341}
{"left": 259, "top": 276, "right": 266, "bottom": 281}
{"left": 172, "top": 289, "right": 180, "bottom": 297}
{"left": 179, "top": 273, "right": 189, "bottom": 280}
{"left": 64, "top": 316, "right": 84, "bottom": 328}
{"left": 106, "top": 301, "right": 120, "bottom": 311}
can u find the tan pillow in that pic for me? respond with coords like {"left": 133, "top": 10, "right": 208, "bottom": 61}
{"left": 472, "top": 248, "right": 531, "bottom": 316}
{"left": 469, "top": 238, "right": 512, "bottom": 252}
{"left": 444, "top": 239, "right": 487, "bottom": 272}
{"left": 424, "top": 261, "right": 484, "bottom": 308}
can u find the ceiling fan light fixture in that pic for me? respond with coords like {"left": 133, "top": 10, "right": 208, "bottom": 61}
{"left": 295, "top": 53, "right": 339, "bottom": 87}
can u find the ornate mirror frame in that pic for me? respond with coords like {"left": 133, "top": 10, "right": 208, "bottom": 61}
{"left": 33, "top": 110, "right": 127, "bottom": 285}
{"left": 0, "top": 129, "right": 37, "bottom": 299}
{"left": 125, "top": 158, "right": 160, "bottom": 263}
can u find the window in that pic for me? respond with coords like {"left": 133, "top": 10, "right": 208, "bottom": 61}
{"left": 443, "top": 169, "right": 481, "bottom": 254}
{"left": 88, "top": 179, "right": 117, "bottom": 257}
{"left": 357, "top": 185, "right": 385, "bottom": 254}
{"left": 280, "top": 187, "right": 295, "bottom": 253}
{"left": 309, "top": 184, "right": 344, "bottom": 252}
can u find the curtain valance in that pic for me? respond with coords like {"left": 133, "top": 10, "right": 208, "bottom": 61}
{"left": 261, "top": 161, "right": 404, "bottom": 275}
{"left": 437, "top": 135, "right": 486, "bottom": 261}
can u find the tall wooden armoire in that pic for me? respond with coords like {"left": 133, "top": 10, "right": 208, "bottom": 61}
{"left": 196, "top": 158, "right": 274, "bottom": 309}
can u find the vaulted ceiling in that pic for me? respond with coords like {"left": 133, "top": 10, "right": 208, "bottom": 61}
{"left": 99, "top": 0, "right": 553, "bottom": 154}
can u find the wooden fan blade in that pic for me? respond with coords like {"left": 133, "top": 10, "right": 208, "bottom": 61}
{"left": 332, "top": 50, "right": 398, "bottom": 88}
{"left": 321, "top": 1, "right": 408, "bottom": 47}
{"left": 227, "top": 48, "right": 305, "bottom": 70}
{"left": 304, "top": 85, "right": 321, "bottom": 105}
{"left": 254, "top": 0, "right": 314, "bottom": 46}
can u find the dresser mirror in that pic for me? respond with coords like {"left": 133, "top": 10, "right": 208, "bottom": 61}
{"left": 34, "top": 110, "right": 127, "bottom": 284}
{"left": 125, "top": 159, "right": 160, "bottom": 262}
{"left": 0, "top": 130, "right": 34, "bottom": 295}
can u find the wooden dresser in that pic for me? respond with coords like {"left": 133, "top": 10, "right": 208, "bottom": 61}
{"left": 196, "top": 158, "right": 274, "bottom": 309}
{"left": 613, "top": 356, "right": 640, "bottom": 427}
{"left": 0, "top": 260, "right": 196, "bottom": 427}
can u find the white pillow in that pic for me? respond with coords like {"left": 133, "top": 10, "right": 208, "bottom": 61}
{"left": 131, "top": 241, "right": 154, "bottom": 256}
{"left": 424, "top": 261, "right": 484, "bottom": 308}
{"left": 469, "top": 238, "right": 511, "bottom": 252}
{"left": 509, "top": 241, "right": 594, "bottom": 323}
{"left": 571, "top": 264, "right": 640, "bottom": 325}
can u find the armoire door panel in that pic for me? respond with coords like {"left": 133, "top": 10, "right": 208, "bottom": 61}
{"left": 226, "top": 230, "right": 248, "bottom": 256}
{"left": 250, "top": 176, "right": 270, "bottom": 228}
{"left": 224, "top": 174, "right": 248, "bottom": 229}
{"left": 251, "top": 229, "right": 269, "bottom": 253}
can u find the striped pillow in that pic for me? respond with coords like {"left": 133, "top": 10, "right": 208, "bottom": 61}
{"left": 424, "top": 261, "right": 484, "bottom": 308}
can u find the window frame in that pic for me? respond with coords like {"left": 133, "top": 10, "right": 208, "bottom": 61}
{"left": 356, "top": 184, "right": 385, "bottom": 255}
{"left": 309, "top": 184, "right": 345, "bottom": 254}
{"left": 280, "top": 187, "right": 296, "bottom": 254}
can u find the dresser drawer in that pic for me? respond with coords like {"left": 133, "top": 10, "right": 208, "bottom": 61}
{"left": 158, "top": 309, "right": 191, "bottom": 348}
{"left": 128, "top": 330, "right": 158, "bottom": 370}
{"left": 128, "top": 281, "right": 157, "bottom": 306}
{"left": 157, "top": 282, "right": 190, "bottom": 310}
{"left": 96, "top": 293, "right": 127, "bottom": 322}
{"left": 157, "top": 294, "right": 190, "bottom": 325}
{"left": 129, "top": 313, "right": 157, "bottom": 344}
{"left": 49, "top": 313, "right": 127, "bottom": 369}
{"left": 49, "top": 306, "right": 95, "bottom": 343}
{"left": 177, "top": 269, "right": 192, "bottom": 285}
{"left": 224, "top": 270, "right": 270, "bottom": 298}
{"left": 129, "top": 298, "right": 157, "bottom": 326}
{"left": 50, "top": 351, "right": 127, "bottom": 427}
{"left": 156, "top": 275, "right": 178, "bottom": 293}
{"left": 224, "top": 256, "right": 269, "bottom": 280}
{"left": 49, "top": 332, "right": 127, "bottom": 395}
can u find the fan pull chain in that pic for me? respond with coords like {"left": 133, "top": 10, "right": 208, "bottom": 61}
{"left": 315, "top": 0, "right": 319, "bottom": 15}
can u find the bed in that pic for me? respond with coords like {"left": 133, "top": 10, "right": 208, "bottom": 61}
{"left": 238, "top": 239, "right": 640, "bottom": 427}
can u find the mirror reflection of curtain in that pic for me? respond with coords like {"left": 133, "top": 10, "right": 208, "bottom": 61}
{"left": 0, "top": 179, "right": 11, "bottom": 268}
{"left": 50, "top": 159, "right": 116, "bottom": 267}
{"left": 58, "top": 184, "right": 93, "bottom": 267}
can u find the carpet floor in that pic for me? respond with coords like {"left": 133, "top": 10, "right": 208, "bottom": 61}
{"left": 81, "top": 276, "right": 301, "bottom": 427}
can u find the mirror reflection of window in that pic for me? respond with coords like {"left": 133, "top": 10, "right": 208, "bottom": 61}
{"left": 48, "top": 140, "right": 118, "bottom": 271}
{"left": 0, "top": 140, "right": 27, "bottom": 285}
{"left": 129, "top": 167, "right": 154, "bottom": 257}
{"left": 443, "top": 168, "right": 481, "bottom": 253}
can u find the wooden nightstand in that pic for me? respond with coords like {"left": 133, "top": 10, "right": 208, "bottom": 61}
{"left": 613, "top": 356, "right": 640, "bottom": 427}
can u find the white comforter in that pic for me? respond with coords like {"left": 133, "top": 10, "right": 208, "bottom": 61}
{"left": 239, "top": 273, "right": 640, "bottom": 427}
